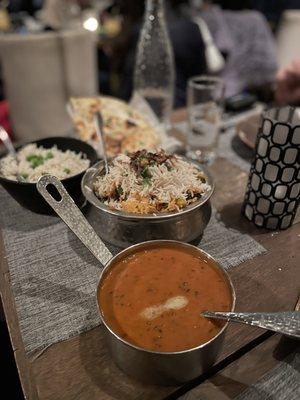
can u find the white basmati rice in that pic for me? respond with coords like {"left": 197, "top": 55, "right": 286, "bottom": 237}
{"left": 0, "top": 144, "right": 90, "bottom": 183}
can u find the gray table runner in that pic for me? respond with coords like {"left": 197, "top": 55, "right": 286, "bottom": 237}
{"left": 0, "top": 186, "right": 265, "bottom": 354}
{"left": 236, "top": 351, "right": 300, "bottom": 400}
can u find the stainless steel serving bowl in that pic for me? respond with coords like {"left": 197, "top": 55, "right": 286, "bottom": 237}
{"left": 81, "top": 160, "right": 214, "bottom": 248}
{"left": 97, "top": 240, "right": 236, "bottom": 386}
{"left": 36, "top": 177, "right": 233, "bottom": 386}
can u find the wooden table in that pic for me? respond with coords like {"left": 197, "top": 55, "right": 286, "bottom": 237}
{"left": 0, "top": 110, "right": 299, "bottom": 400}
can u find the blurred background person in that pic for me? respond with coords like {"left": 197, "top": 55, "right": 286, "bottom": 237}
{"left": 193, "top": 0, "right": 278, "bottom": 98}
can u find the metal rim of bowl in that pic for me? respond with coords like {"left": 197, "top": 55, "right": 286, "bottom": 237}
{"left": 0, "top": 136, "right": 97, "bottom": 186}
{"left": 81, "top": 158, "right": 215, "bottom": 221}
{"left": 96, "top": 239, "right": 236, "bottom": 356}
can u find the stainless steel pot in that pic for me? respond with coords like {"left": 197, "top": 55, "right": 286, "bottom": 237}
{"left": 97, "top": 240, "right": 236, "bottom": 386}
{"left": 81, "top": 160, "right": 214, "bottom": 248}
{"left": 37, "top": 176, "right": 235, "bottom": 386}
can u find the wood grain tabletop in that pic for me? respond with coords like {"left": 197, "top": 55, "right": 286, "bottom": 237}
{"left": 0, "top": 109, "right": 299, "bottom": 400}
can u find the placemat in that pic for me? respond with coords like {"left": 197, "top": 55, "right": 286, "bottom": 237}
{"left": 235, "top": 351, "right": 300, "bottom": 400}
{"left": 0, "top": 188, "right": 265, "bottom": 354}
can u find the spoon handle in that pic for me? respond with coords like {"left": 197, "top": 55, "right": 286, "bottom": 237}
{"left": 37, "top": 175, "right": 113, "bottom": 267}
{"left": 202, "top": 311, "right": 300, "bottom": 339}
{"left": 0, "top": 125, "right": 17, "bottom": 157}
{"left": 95, "top": 112, "right": 109, "bottom": 174}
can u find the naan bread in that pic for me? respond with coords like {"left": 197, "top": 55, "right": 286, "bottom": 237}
{"left": 69, "top": 96, "right": 160, "bottom": 157}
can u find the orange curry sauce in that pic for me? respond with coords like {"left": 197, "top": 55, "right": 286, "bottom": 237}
{"left": 99, "top": 245, "right": 232, "bottom": 352}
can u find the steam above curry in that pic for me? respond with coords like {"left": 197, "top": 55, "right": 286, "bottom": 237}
{"left": 98, "top": 244, "right": 232, "bottom": 352}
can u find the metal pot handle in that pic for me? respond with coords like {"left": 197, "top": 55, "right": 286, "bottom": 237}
{"left": 37, "top": 175, "right": 113, "bottom": 267}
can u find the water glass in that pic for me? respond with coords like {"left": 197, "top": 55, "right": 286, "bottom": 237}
{"left": 187, "top": 76, "right": 224, "bottom": 164}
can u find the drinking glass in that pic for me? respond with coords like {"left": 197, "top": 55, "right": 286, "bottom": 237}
{"left": 187, "top": 76, "right": 224, "bottom": 164}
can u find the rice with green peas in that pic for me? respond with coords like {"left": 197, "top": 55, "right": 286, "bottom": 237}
{"left": 0, "top": 144, "right": 90, "bottom": 183}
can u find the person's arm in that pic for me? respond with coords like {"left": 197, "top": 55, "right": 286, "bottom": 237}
{"left": 275, "top": 59, "right": 300, "bottom": 106}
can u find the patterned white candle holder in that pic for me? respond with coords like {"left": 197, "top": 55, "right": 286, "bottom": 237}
{"left": 242, "top": 106, "right": 300, "bottom": 230}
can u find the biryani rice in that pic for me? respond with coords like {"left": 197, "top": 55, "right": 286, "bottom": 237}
{"left": 0, "top": 143, "right": 90, "bottom": 183}
{"left": 94, "top": 150, "right": 211, "bottom": 214}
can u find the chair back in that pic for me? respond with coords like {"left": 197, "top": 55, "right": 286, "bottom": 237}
{"left": 0, "top": 29, "right": 98, "bottom": 141}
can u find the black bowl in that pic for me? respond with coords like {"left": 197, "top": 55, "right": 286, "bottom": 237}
{"left": 0, "top": 136, "right": 98, "bottom": 214}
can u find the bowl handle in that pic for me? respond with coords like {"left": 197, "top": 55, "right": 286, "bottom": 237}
{"left": 37, "top": 174, "right": 113, "bottom": 267}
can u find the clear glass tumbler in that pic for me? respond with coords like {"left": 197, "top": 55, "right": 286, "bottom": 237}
{"left": 187, "top": 76, "right": 224, "bottom": 164}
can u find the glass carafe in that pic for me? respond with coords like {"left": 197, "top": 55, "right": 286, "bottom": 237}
{"left": 133, "top": 0, "right": 175, "bottom": 127}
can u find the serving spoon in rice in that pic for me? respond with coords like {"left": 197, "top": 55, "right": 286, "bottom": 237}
{"left": 0, "top": 125, "right": 26, "bottom": 182}
{"left": 94, "top": 111, "right": 109, "bottom": 175}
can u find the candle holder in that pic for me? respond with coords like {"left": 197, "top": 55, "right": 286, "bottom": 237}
{"left": 242, "top": 106, "right": 300, "bottom": 230}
